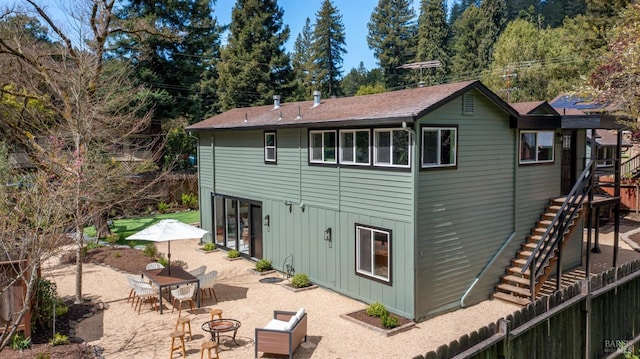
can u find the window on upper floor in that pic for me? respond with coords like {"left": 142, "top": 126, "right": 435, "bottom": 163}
{"left": 356, "top": 224, "right": 391, "bottom": 284}
{"left": 520, "top": 130, "right": 555, "bottom": 164}
{"left": 264, "top": 132, "right": 276, "bottom": 163}
{"left": 309, "top": 130, "right": 337, "bottom": 164}
{"left": 421, "top": 126, "right": 457, "bottom": 168}
{"left": 373, "top": 129, "right": 410, "bottom": 168}
{"left": 339, "top": 130, "right": 370, "bottom": 165}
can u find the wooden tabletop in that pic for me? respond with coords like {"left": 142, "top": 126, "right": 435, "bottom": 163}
{"left": 142, "top": 266, "right": 198, "bottom": 287}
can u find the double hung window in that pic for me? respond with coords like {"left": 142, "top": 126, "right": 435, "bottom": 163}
{"left": 264, "top": 132, "right": 276, "bottom": 163}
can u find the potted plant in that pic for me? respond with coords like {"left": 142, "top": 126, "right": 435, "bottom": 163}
{"left": 225, "top": 249, "right": 242, "bottom": 261}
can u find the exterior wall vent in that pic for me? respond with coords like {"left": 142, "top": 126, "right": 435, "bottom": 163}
{"left": 463, "top": 92, "right": 475, "bottom": 115}
{"left": 312, "top": 91, "right": 321, "bottom": 107}
{"left": 273, "top": 95, "right": 281, "bottom": 109}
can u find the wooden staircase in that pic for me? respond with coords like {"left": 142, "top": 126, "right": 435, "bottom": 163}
{"left": 493, "top": 198, "right": 585, "bottom": 306}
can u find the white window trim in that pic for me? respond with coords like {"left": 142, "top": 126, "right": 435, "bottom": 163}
{"left": 421, "top": 127, "right": 457, "bottom": 168}
{"left": 355, "top": 225, "right": 391, "bottom": 283}
{"left": 519, "top": 130, "right": 555, "bottom": 164}
{"left": 264, "top": 132, "right": 276, "bottom": 162}
{"left": 339, "top": 129, "right": 370, "bottom": 165}
{"left": 373, "top": 128, "right": 411, "bottom": 168}
{"left": 309, "top": 130, "right": 337, "bottom": 164}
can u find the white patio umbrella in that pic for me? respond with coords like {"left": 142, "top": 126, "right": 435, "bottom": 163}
{"left": 126, "top": 219, "right": 209, "bottom": 275}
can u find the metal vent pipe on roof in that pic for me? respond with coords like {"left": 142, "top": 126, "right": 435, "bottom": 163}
{"left": 273, "top": 95, "right": 281, "bottom": 109}
{"left": 313, "top": 91, "right": 321, "bottom": 107}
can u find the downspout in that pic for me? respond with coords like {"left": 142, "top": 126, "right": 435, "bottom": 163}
{"left": 461, "top": 121, "right": 519, "bottom": 307}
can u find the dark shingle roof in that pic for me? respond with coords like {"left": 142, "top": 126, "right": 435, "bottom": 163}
{"left": 188, "top": 80, "right": 518, "bottom": 131}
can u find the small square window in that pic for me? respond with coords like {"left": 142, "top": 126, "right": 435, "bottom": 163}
{"left": 264, "top": 132, "right": 276, "bottom": 163}
{"left": 421, "top": 127, "right": 457, "bottom": 168}
{"left": 373, "top": 129, "right": 410, "bottom": 168}
{"left": 356, "top": 224, "right": 391, "bottom": 283}
{"left": 309, "top": 130, "right": 337, "bottom": 164}
{"left": 339, "top": 130, "right": 370, "bottom": 165}
{"left": 520, "top": 130, "right": 554, "bottom": 164}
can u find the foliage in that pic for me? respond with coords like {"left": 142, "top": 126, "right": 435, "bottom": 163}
{"left": 450, "top": 4, "right": 484, "bottom": 79}
{"left": 158, "top": 256, "right": 169, "bottom": 267}
{"left": 106, "top": 233, "right": 120, "bottom": 248}
{"left": 255, "top": 259, "right": 273, "bottom": 272}
{"left": 35, "top": 353, "right": 51, "bottom": 359}
{"left": 291, "top": 17, "right": 316, "bottom": 101}
{"left": 355, "top": 84, "right": 386, "bottom": 96}
{"left": 142, "top": 244, "right": 158, "bottom": 258}
{"left": 380, "top": 312, "right": 400, "bottom": 328}
{"left": 589, "top": 3, "right": 640, "bottom": 121}
{"left": 367, "top": 0, "right": 417, "bottom": 90}
{"left": 312, "top": 0, "right": 347, "bottom": 97}
{"left": 34, "top": 279, "right": 63, "bottom": 330}
{"left": 181, "top": 193, "right": 198, "bottom": 209}
{"left": 414, "top": 0, "right": 450, "bottom": 86}
{"left": 202, "top": 242, "right": 216, "bottom": 251}
{"left": 366, "top": 301, "right": 388, "bottom": 317}
{"left": 49, "top": 332, "right": 69, "bottom": 346}
{"left": 341, "top": 63, "right": 384, "bottom": 97}
{"left": 111, "top": 0, "right": 222, "bottom": 123}
{"left": 157, "top": 202, "right": 170, "bottom": 214}
{"left": 9, "top": 332, "right": 31, "bottom": 351}
{"left": 163, "top": 122, "right": 196, "bottom": 172}
{"left": 227, "top": 249, "right": 241, "bottom": 258}
{"left": 290, "top": 273, "right": 311, "bottom": 288}
{"left": 113, "top": 251, "right": 122, "bottom": 258}
{"left": 216, "top": 0, "right": 292, "bottom": 111}
{"left": 84, "top": 211, "right": 201, "bottom": 240}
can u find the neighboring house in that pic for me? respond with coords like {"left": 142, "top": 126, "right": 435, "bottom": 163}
{"left": 187, "top": 81, "right": 625, "bottom": 321}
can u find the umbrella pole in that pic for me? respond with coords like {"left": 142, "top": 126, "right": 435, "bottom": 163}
{"left": 168, "top": 241, "right": 171, "bottom": 275}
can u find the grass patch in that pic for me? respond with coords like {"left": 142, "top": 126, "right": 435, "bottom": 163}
{"left": 84, "top": 211, "right": 200, "bottom": 247}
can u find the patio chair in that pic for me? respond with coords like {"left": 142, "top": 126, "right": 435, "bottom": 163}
{"left": 133, "top": 282, "right": 158, "bottom": 314}
{"left": 171, "top": 284, "right": 196, "bottom": 316}
{"left": 188, "top": 265, "right": 206, "bottom": 277}
{"left": 146, "top": 262, "right": 164, "bottom": 270}
{"left": 127, "top": 275, "right": 150, "bottom": 306}
{"left": 198, "top": 270, "right": 219, "bottom": 302}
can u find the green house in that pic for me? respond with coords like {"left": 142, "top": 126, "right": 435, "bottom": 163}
{"left": 187, "top": 81, "right": 624, "bottom": 321}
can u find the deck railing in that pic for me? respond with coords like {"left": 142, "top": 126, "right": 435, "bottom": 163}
{"left": 621, "top": 153, "right": 640, "bottom": 178}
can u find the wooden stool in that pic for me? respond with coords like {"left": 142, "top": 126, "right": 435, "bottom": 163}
{"left": 210, "top": 308, "right": 223, "bottom": 320}
{"left": 169, "top": 331, "right": 186, "bottom": 358}
{"left": 200, "top": 341, "right": 219, "bottom": 359}
{"left": 175, "top": 317, "right": 192, "bottom": 340}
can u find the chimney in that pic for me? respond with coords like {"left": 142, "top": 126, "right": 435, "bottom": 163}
{"left": 273, "top": 95, "right": 281, "bottom": 109}
{"left": 312, "top": 91, "right": 321, "bottom": 107}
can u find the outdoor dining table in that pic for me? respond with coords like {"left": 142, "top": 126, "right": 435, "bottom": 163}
{"left": 141, "top": 266, "right": 200, "bottom": 314}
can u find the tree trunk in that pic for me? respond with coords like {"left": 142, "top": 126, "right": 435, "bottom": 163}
{"left": 74, "top": 226, "right": 83, "bottom": 304}
{"left": 93, "top": 210, "right": 111, "bottom": 239}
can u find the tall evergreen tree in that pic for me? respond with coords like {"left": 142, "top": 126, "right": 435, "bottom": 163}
{"left": 449, "top": 0, "right": 478, "bottom": 25}
{"left": 216, "top": 0, "right": 292, "bottom": 110}
{"left": 450, "top": 4, "right": 484, "bottom": 79}
{"left": 312, "top": 0, "right": 347, "bottom": 97}
{"left": 505, "top": 0, "right": 538, "bottom": 22}
{"left": 291, "top": 18, "right": 315, "bottom": 100}
{"left": 477, "top": 0, "right": 507, "bottom": 70}
{"left": 367, "top": 0, "right": 416, "bottom": 90}
{"left": 415, "top": 0, "right": 450, "bottom": 85}
{"left": 112, "top": 0, "right": 221, "bottom": 123}
{"left": 541, "top": 0, "right": 586, "bottom": 28}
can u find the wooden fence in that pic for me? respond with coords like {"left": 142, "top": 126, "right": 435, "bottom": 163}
{"left": 413, "top": 259, "right": 640, "bottom": 359}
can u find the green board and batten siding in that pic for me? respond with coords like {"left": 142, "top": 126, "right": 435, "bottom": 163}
{"left": 196, "top": 127, "right": 416, "bottom": 318}
{"left": 197, "top": 135, "right": 214, "bottom": 242}
{"left": 415, "top": 92, "right": 518, "bottom": 320}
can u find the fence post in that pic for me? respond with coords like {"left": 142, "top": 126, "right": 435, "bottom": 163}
{"left": 582, "top": 279, "right": 590, "bottom": 359}
{"left": 498, "top": 318, "right": 510, "bottom": 359}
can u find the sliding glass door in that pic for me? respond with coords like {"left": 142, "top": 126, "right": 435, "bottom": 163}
{"left": 212, "top": 194, "right": 263, "bottom": 259}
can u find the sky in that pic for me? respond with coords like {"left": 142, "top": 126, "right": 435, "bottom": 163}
{"left": 214, "top": 0, "right": 455, "bottom": 72}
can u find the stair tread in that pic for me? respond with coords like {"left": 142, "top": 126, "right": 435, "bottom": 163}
{"left": 493, "top": 292, "right": 531, "bottom": 306}
{"left": 496, "top": 283, "right": 531, "bottom": 297}
{"left": 508, "top": 267, "right": 530, "bottom": 276}
{"left": 503, "top": 275, "right": 531, "bottom": 286}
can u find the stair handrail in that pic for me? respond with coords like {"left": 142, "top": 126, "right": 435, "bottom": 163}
{"left": 521, "top": 161, "right": 594, "bottom": 297}
{"left": 621, "top": 153, "right": 640, "bottom": 178}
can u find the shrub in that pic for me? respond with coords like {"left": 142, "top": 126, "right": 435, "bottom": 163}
{"left": 227, "top": 249, "right": 240, "bottom": 258}
{"left": 86, "top": 242, "right": 100, "bottom": 250}
{"left": 181, "top": 193, "right": 198, "bottom": 209}
{"left": 290, "top": 273, "right": 311, "bottom": 288}
{"left": 380, "top": 312, "right": 400, "bottom": 329}
{"left": 113, "top": 251, "right": 121, "bottom": 258}
{"left": 106, "top": 233, "right": 119, "bottom": 248}
{"left": 202, "top": 242, "right": 216, "bottom": 251}
{"left": 49, "top": 332, "right": 69, "bottom": 346}
{"left": 35, "top": 353, "right": 51, "bottom": 359}
{"left": 157, "top": 201, "right": 170, "bottom": 213}
{"left": 10, "top": 332, "right": 31, "bottom": 351}
{"left": 142, "top": 244, "right": 158, "bottom": 257}
{"left": 157, "top": 256, "right": 169, "bottom": 267}
{"left": 255, "top": 259, "right": 272, "bottom": 272}
{"left": 34, "top": 278, "right": 60, "bottom": 329}
{"left": 365, "top": 302, "right": 388, "bottom": 318}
